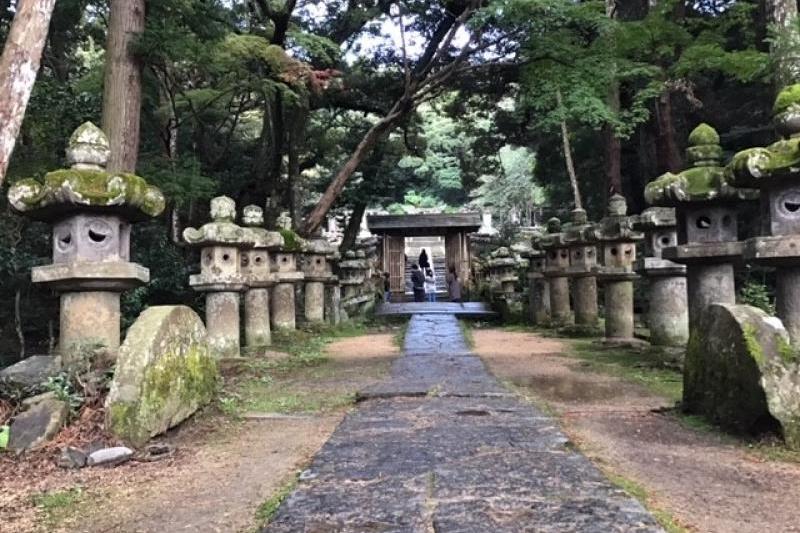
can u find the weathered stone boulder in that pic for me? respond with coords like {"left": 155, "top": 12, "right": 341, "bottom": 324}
{"left": 8, "top": 397, "right": 68, "bottom": 453}
{"left": 685, "top": 303, "right": 800, "bottom": 447}
{"left": 0, "top": 355, "right": 61, "bottom": 389}
{"left": 105, "top": 306, "right": 218, "bottom": 447}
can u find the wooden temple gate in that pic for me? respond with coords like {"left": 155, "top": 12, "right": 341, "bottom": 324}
{"left": 368, "top": 213, "right": 481, "bottom": 301}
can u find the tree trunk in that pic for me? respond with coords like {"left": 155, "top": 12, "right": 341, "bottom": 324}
{"left": 15, "top": 289, "right": 25, "bottom": 358}
{"left": 604, "top": 0, "right": 623, "bottom": 198}
{"left": 102, "top": 0, "right": 145, "bottom": 173}
{"left": 0, "top": 0, "right": 57, "bottom": 187}
{"left": 556, "top": 89, "right": 583, "bottom": 210}
{"left": 302, "top": 104, "right": 403, "bottom": 236}
{"left": 340, "top": 202, "right": 367, "bottom": 253}
{"left": 767, "top": 0, "right": 800, "bottom": 87}
{"left": 655, "top": 91, "right": 682, "bottom": 173}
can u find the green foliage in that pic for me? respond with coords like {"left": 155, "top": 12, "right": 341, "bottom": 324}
{"left": 44, "top": 374, "right": 85, "bottom": 414}
{"left": 738, "top": 280, "right": 775, "bottom": 315}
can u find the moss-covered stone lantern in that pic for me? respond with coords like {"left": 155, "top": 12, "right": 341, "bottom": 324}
{"left": 183, "top": 196, "right": 254, "bottom": 357}
{"left": 240, "top": 205, "right": 283, "bottom": 349}
{"left": 631, "top": 207, "right": 689, "bottom": 347}
{"left": 539, "top": 217, "right": 572, "bottom": 325}
{"left": 727, "top": 84, "right": 800, "bottom": 343}
{"left": 589, "top": 195, "right": 643, "bottom": 342}
{"left": 488, "top": 247, "right": 518, "bottom": 295}
{"left": 301, "top": 235, "right": 338, "bottom": 324}
{"left": 7, "top": 122, "right": 165, "bottom": 364}
{"left": 563, "top": 208, "right": 599, "bottom": 327}
{"left": 645, "top": 124, "right": 757, "bottom": 326}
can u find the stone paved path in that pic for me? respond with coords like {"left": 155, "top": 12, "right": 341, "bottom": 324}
{"left": 263, "top": 315, "right": 662, "bottom": 532}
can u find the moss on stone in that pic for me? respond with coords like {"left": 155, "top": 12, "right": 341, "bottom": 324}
{"left": 774, "top": 84, "right": 800, "bottom": 114}
{"left": 279, "top": 228, "right": 303, "bottom": 252}
{"left": 742, "top": 324, "right": 765, "bottom": 366}
{"left": 108, "top": 342, "right": 217, "bottom": 447}
{"left": 777, "top": 336, "right": 800, "bottom": 364}
{"left": 8, "top": 168, "right": 165, "bottom": 218}
{"left": 688, "top": 123, "right": 720, "bottom": 146}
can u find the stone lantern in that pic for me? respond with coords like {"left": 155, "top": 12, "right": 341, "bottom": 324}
{"left": 590, "top": 195, "right": 643, "bottom": 342}
{"left": 526, "top": 231, "right": 551, "bottom": 325}
{"left": 488, "top": 247, "right": 518, "bottom": 295}
{"left": 728, "top": 85, "right": 800, "bottom": 343}
{"left": 7, "top": 122, "right": 165, "bottom": 364}
{"left": 301, "top": 236, "right": 338, "bottom": 324}
{"left": 183, "top": 196, "right": 254, "bottom": 357}
{"left": 563, "top": 208, "right": 599, "bottom": 327}
{"left": 241, "top": 205, "right": 283, "bottom": 348}
{"left": 539, "top": 217, "right": 572, "bottom": 325}
{"left": 645, "top": 124, "right": 757, "bottom": 326}
{"left": 631, "top": 207, "right": 689, "bottom": 347}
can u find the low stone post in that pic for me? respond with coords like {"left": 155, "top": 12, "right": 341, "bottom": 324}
{"left": 729, "top": 86, "right": 800, "bottom": 344}
{"left": 540, "top": 217, "right": 572, "bottom": 325}
{"left": 301, "top": 236, "right": 337, "bottom": 324}
{"left": 631, "top": 207, "right": 689, "bottom": 347}
{"left": 590, "top": 195, "right": 643, "bottom": 342}
{"left": 241, "top": 205, "right": 283, "bottom": 349}
{"left": 183, "top": 196, "right": 253, "bottom": 358}
{"left": 7, "top": 122, "right": 165, "bottom": 364}
{"left": 564, "top": 208, "right": 599, "bottom": 327}
{"left": 645, "top": 124, "right": 757, "bottom": 329}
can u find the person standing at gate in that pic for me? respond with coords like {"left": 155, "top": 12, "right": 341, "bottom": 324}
{"left": 425, "top": 267, "right": 437, "bottom": 303}
{"left": 411, "top": 264, "right": 426, "bottom": 302}
{"left": 383, "top": 272, "right": 391, "bottom": 303}
{"left": 447, "top": 265, "right": 463, "bottom": 305}
{"left": 419, "top": 249, "right": 430, "bottom": 269}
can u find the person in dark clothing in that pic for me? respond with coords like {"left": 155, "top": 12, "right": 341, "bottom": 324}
{"left": 418, "top": 249, "right": 430, "bottom": 269}
{"left": 410, "top": 263, "right": 426, "bottom": 302}
{"left": 383, "top": 272, "right": 391, "bottom": 302}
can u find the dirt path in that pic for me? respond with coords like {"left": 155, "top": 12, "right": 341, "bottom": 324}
{"left": 3, "top": 332, "right": 399, "bottom": 533}
{"left": 473, "top": 329, "right": 800, "bottom": 533}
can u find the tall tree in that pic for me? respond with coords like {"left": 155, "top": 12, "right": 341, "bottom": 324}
{"left": 0, "top": 0, "right": 57, "bottom": 187}
{"left": 102, "top": 0, "right": 145, "bottom": 172}
{"left": 766, "top": 0, "right": 800, "bottom": 87}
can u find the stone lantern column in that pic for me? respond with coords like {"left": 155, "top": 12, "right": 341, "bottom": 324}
{"left": 540, "top": 218, "right": 572, "bottom": 325}
{"left": 241, "top": 205, "right": 283, "bottom": 349}
{"left": 183, "top": 196, "right": 253, "bottom": 358}
{"left": 488, "top": 247, "right": 518, "bottom": 296}
{"left": 7, "top": 122, "right": 165, "bottom": 365}
{"left": 270, "top": 214, "right": 305, "bottom": 330}
{"left": 301, "top": 236, "right": 337, "bottom": 324}
{"left": 526, "top": 243, "right": 550, "bottom": 325}
{"left": 645, "top": 124, "right": 757, "bottom": 329}
{"left": 729, "top": 86, "right": 800, "bottom": 344}
{"left": 339, "top": 250, "right": 371, "bottom": 316}
{"left": 564, "top": 208, "right": 599, "bottom": 327}
{"left": 632, "top": 207, "right": 689, "bottom": 347}
{"left": 590, "top": 195, "right": 644, "bottom": 342}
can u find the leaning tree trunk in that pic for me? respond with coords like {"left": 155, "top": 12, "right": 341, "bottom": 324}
{"left": 0, "top": 0, "right": 58, "bottom": 187}
{"left": 102, "top": 0, "right": 145, "bottom": 173}
{"left": 556, "top": 89, "right": 583, "bottom": 210}
{"left": 340, "top": 202, "right": 367, "bottom": 253}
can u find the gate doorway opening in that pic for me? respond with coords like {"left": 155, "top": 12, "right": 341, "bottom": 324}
{"left": 367, "top": 213, "right": 481, "bottom": 302}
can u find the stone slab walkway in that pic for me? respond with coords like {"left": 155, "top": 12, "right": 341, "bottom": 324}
{"left": 263, "top": 315, "right": 662, "bottom": 532}
{"left": 374, "top": 302, "right": 497, "bottom": 318}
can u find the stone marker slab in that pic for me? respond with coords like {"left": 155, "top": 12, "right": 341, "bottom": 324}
{"left": 105, "top": 305, "right": 217, "bottom": 447}
{"left": 0, "top": 355, "right": 61, "bottom": 389}
{"left": 8, "top": 398, "right": 67, "bottom": 453}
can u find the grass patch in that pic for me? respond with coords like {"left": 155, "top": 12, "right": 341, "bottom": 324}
{"left": 392, "top": 320, "right": 408, "bottom": 350}
{"left": 253, "top": 474, "right": 298, "bottom": 527}
{"left": 219, "top": 321, "right": 375, "bottom": 417}
{"left": 604, "top": 472, "right": 688, "bottom": 533}
{"left": 32, "top": 488, "right": 84, "bottom": 528}
{"left": 569, "top": 340, "right": 683, "bottom": 402}
{"left": 459, "top": 320, "right": 475, "bottom": 349}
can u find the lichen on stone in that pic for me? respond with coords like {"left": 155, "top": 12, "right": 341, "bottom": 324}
{"left": 774, "top": 84, "right": 800, "bottom": 115}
